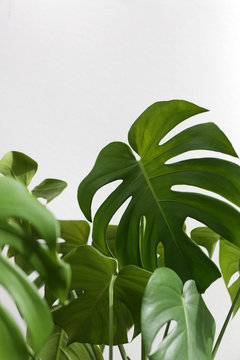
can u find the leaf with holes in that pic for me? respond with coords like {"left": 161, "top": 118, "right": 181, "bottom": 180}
{"left": 39, "top": 326, "right": 104, "bottom": 360}
{"left": 78, "top": 100, "right": 240, "bottom": 292}
{"left": 219, "top": 239, "right": 240, "bottom": 315}
{"left": 141, "top": 267, "right": 215, "bottom": 360}
{"left": 53, "top": 245, "right": 151, "bottom": 345}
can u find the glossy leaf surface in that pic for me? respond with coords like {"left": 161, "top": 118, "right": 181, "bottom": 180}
{"left": 40, "top": 326, "right": 104, "bottom": 360}
{"left": 78, "top": 100, "right": 240, "bottom": 292}
{"left": 53, "top": 245, "right": 150, "bottom": 344}
{"left": 32, "top": 178, "right": 67, "bottom": 203}
{"left": 141, "top": 268, "right": 215, "bottom": 360}
{"left": 219, "top": 239, "right": 240, "bottom": 315}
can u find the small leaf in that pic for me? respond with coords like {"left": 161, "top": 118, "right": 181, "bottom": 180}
{"left": 59, "top": 220, "right": 90, "bottom": 256}
{"left": 53, "top": 245, "right": 151, "bottom": 345}
{"left": 32, "top": 178, "right": 67, "bottom": 203}
{"left": 219, "top": 239, "right": 240, "bottom": 315}
{"left": 0, "top": 151, "right": 37, "bottom": 186}
{"left": 141, "top": 267, "right": 215, "bottom": 360}
{"left": 190, "top": 227, "right": 220, "bottom": 258}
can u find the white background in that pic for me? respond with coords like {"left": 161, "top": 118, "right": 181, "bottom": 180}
{"left": 1, "top": 1, "right": 240, "bottom": 359}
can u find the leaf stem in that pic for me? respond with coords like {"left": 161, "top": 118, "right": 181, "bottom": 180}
{"left": 141, "top": 334, "right": 147, "bottom": 360}
{"left": 212, "top": 285, "right": 240, "bottom": 358}
{"left": 109, "top": 273, "right": 117, "bottom": 360}
{"left": 118, "top": 344, "right": 128, "bottom": 360}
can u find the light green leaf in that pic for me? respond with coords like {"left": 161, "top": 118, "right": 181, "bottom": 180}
{"left": 141, "top": 267, "right": 215, "bottom": 360}
{"left": 53, "top": 245, "right": 150, "bottom": 345}
{"left": 190, "top": 227, "right": 220, "bottom": 258}
{"left": 59, "top": 220, "right": 90, "bottom": 256}
{"left": 219, "top": 239, "right": 240, "bottom": 315}
{"left": 78, "top": 100, "right": 240, "bottom": 292}
{"left": 39, "top": 326, "right": 104, "bottom": 360}
{"left": 0, "top": 151, "right": 37, "bottom": 185}
{"left": 0, "top": 252, "right": 53, "bottom": 355}
{"left": 0, "top": 176, "right": 70, "bottom": 302}
{"left": 32, "top": 178, "right": 67, "bottom": 203}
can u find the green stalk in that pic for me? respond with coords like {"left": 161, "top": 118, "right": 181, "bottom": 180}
{"left": 109, "top": 273, "right": 117, "bottom": 360}
{"left": 141, "top": 334, "right": 147, "bottom": 360}
{"left": 118, "top": 344, "right": 128, "bottom": 360}
{"left": 212, "top": 285, "right": 240, "bottom": 358}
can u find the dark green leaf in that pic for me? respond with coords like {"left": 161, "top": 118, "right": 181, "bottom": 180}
{"left": 32, "top": 178, "right": 67, "bottom": 203}
{"left": 219, "top": 239, "right": 240, "bottom": 315}
{"left": 53, "top": 245, "right": 150, "bottom": 345}
{"left": 0, "top": 151, "right": 37, "bottom": 186}
{"left": 141, "top": 267, "right": 215, "bottom": 360}
{"left": 190, "top": 227, "right": 220, "bottom": 258}
{"left": 78, "top": 100, "right": 240, "bottom": 292}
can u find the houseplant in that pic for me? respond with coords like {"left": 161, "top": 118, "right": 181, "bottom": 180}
{"left": 0, "top": 99, "right": 240, "bottom": 359}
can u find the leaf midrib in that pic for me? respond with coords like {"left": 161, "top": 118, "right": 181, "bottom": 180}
{"left": 138, "top": 159, "right": 177, "bottom": 245}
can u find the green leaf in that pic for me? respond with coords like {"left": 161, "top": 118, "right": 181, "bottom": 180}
{"left": 0, "top": 252, "right": 53, "bottom": 355}
{"left": 39, "top": 326, "right": 104, "bottom": 360}
{"left": 190, "top": 227, "right": 220, "bottom": 258}
{"left": 78, "top": 100, "right": 240, "bottom": 292}
{"left": 0, "top": 176, "right": 70, "bottom": 302}
{"left": 59, "top": 220, "right": 90, "bottom": 256}
{"left": 53, "top": 245, "right": 151, "bottom": 345}
{"left": 32, "top": 178, "right": 67, "bottom": 203}
{"left": 0, "top": 151, "right": 37, "bottom": 186}
{"left": 219, "top": 239, "right": 240, "bottom": 315}
{"left": 141, "top": 267, "right": 215, "bottom": 360}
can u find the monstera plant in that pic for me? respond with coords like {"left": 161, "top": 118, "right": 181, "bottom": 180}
{"left": 0, "top": 100, "right": 240, "bottom": 360}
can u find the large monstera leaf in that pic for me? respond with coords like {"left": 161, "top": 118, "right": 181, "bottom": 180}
{"left": 78, "top": 100, "right": 240, "bottom": 292}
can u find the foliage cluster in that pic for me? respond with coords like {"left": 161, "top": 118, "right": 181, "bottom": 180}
{"left": 1, "top": 100, "right": 240, "bottom": 359}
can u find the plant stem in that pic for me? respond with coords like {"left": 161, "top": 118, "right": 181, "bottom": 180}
{"left": 118, "top": 344, "right": 128, "bottom": 360}
{"left": 141, "top": 334, "right": 147, "bottom": 360}
{"left": 212, "top": 285, "right": 240, "bottom": 358}
{"left": 109, "top": 273, "right": 117, "bottom": 360}
{"left": 163, "top": 321, "right": 171, "bottom": 339}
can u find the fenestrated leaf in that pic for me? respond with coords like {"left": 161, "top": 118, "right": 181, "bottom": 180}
{"left": 141, "top": 267, "right": 215, "bottom": 360}
{"left": 39, "top": 326, "right": 104, "bottom": 360}
{"left": 32, "top": 178, "right": 67, "bottom": 203}
{"left": 190, "top": 227, "right": 220, "bottom": 258}
{"left": 53, "top": 245, "right": 151, "bottom": 345}
{"left": 59, "top": 220, "right": 90, "bottom": 256}
{"left": 78, "top": 100, "right": 240, "bottom": 292}
{"left": 0, "top": 151, "right": 37, "bottom": 186}
{"left": 0, "top": 176, "right": 70, "bottom": 302}
{"left": 0, "top": 252, "right": 53, "bottom": 355}
{"left": 219, "top": 239, "right": 240, "bottom": 315}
